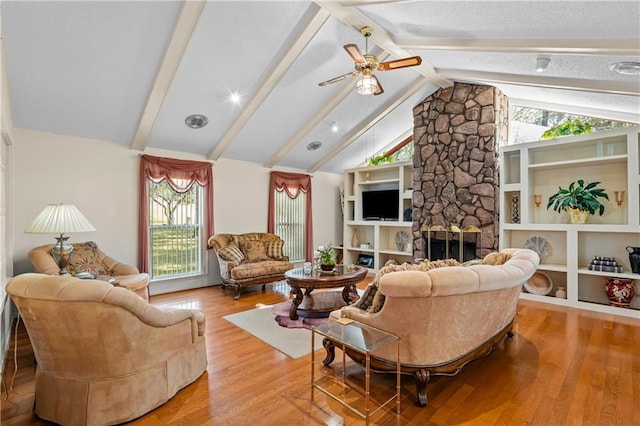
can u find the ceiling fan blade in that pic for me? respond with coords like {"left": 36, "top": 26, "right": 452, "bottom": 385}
{"left": 318, "top": 71, "right": 357, "bottom": 87}
{"left": 344, "top": 44, "right": 365, "bottom": 64}
{"left": 377, "top": 56, "right": 422, "bottom": 71}
{"left": 372, "top": 75, "right": 384, "bottom": 96}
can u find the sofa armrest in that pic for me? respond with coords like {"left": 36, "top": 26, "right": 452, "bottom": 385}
{"left": 103, "top": 288, "right": 205, "bottom": 341}
{"left": 216, "top": 257, "right": 237, "bottom": 280}
{"left": 100, "top": 253, "right": 140, "bottom": 275}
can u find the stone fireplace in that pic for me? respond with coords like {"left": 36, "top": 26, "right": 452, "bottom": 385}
{"left": 411, "top": 83, "right": 508, "bottom": 260}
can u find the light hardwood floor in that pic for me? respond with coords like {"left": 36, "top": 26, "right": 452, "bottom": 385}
{"left": 2, "top": 279, "right": 639, "bottom": 425}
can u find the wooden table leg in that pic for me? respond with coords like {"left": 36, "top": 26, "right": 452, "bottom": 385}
{"left": 289, "top": 286, "right": 303, "bottom": 320}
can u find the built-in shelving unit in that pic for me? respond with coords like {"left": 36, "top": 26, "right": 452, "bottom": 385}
{"left": 499, "top": 126, "right": 640, "bottom": 319}
{"left": 343, "top": 161, "right": 414, "bottom": 272}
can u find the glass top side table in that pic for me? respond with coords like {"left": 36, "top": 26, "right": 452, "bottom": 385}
{"left": 311, "top": 320, "right": 400, "bottom": 424}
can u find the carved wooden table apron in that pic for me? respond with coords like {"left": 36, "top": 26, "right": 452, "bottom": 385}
{"left": 284, "top": 265, "right": 367, "bottom": 320}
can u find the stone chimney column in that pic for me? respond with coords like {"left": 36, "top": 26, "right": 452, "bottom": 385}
{"left": 412, "top": 83, "right": 508, "bottom": 259}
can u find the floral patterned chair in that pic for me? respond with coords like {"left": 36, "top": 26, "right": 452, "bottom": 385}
{"left": 28, "top": 241, "right": 150, "bottom": 301}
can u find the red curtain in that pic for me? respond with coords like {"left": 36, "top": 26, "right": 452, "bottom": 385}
{"left": 139, "top": 154, "right": 214, "bottom": 273}
{"left": 268, "top": 171, "right": 313, "bottom": 262}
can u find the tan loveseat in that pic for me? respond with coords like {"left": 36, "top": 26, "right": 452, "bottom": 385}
{"left": 29, "top": 241, "right": 150, "bottom": 301}
{"left": 208, "top": 232, "right": 294, "bottom": 299}
{"left": 6, "top": 273, "right": 207, "bottom": 426}
{"left": 324, "top": 248, "right": 539, "bottom": 407}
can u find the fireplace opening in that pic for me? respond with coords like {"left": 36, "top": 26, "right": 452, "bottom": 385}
{"left": 422, "top": 233, "right": 478, "bottom": 262}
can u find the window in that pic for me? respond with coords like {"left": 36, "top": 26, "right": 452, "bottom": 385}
{"left": 147, "top": 179, "right": 203, "bottom": 279}
{"left": 268, "top": 171, "right": 313, "bottom": 262}
{"left": 138, "top": 155, "right": 214, "bottom": 278}
{"left": 274, "top": 190, "right": 306, "bottom": 262}
{"left": 510, "top": 105, "right": 632, "bottom": 144}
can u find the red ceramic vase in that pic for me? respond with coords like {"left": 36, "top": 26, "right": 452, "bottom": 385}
{"left": 604, "top": 278, "right": 635, "bottom": 308}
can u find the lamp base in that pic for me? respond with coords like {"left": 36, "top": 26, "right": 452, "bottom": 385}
{"left": 51, "top": 235, "right": 73, "bottom": 275}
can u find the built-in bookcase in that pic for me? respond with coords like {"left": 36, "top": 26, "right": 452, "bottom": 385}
{"left": 499, "top": 126, "right": 640, "bottom": 318}
{"left": 343, "top": 161, "right": 413, "bottom": 272}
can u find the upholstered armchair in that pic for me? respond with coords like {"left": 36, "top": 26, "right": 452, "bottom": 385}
{"left": 6, "top": 273, "right": 207, "bottom": 425}
{"left": 28, "top": 241, "right": 150, "bottom": 301}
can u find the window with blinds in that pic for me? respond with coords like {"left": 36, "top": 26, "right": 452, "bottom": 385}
{"left": 274, "top": 190, "right": 306, "bottom": 262}
{"left": 147, "top": 180, "right": 203, "bottom": 279}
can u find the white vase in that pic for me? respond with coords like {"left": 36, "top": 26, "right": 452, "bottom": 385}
{"left": 351, "top": 231, "right": 359, "bottom": 248}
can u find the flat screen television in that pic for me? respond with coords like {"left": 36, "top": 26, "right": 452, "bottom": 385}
{"left": 362, "top": 189, "right": 399, "bottom": 221}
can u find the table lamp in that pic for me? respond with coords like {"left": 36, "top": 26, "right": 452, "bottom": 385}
{"left": 25, "top": 203, "right": 96, "bottom": 275}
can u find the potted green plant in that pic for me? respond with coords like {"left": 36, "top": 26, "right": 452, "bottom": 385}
{"left": 547, "top": 180, "right": 609, "bottom": 224}
{"left": 317, "top": 244, "right": 336, "bottom": 271}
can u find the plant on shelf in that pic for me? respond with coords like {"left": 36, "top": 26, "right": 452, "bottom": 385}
{"left": 367, "top": 152, "right": 393, "bottom": 166}
{"left": 547, "top": 180, "right": 609, "bottom": 224}
{"left": 317, "top": 244, "right": 336, "bottom": 271}
{"left": 540, "top": 119, "right": 593, "bottom": 140}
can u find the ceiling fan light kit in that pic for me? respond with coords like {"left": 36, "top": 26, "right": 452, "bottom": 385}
{"left": 356, "top": 71, "right": 379, "bottom": 95}
{"left": 318, "top": 26, "right": 422, "bottom": 96}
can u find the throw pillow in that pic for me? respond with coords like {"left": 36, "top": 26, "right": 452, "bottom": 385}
{"left": 239, "top": 240, "right": 270, "bottom": 262}
{"left": 67, "top": 241, "right": 109, "bottom": 275}
{"left": 364, "top": 258, "right": 462, "bottom": 313}
{"left": 352, "top": 282, "right": 378, "bottom": 310}
{"left": 481, "top": 252, "right": 511, "bottom": 265}
{"left": 264, "top": 239, "right": 284, "bottom": 260}
{"left": 217, "top": 243, "right": 245, "bottom": 264}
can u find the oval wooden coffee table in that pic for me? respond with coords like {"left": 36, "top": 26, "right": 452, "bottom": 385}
{"left": 285, "top": 265, "right": 367, "bottom": 320}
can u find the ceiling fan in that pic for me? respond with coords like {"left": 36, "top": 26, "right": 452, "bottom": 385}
{"left": 318, "top": 26, "right": 422, "bottom": 96}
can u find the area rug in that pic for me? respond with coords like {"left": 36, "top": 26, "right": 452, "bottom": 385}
{"left": 222, "top": 303, "right": 326, "bottom": 359}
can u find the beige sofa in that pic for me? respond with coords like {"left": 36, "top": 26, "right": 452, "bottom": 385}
{"left": 29, "top": 241, "right": 150, "bottom": 301}
{"left": 6, "top": 273, "right": 207, "bottom": 425}
{"left": 324, "top": 248, "right": 539, "bottom": 407}
{"left": 208, "top": 232, "right": 294, "bottom": 299}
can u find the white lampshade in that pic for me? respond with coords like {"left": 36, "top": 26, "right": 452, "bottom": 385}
{"left": 25, "top": 204, "right": 96, "bottom": 234}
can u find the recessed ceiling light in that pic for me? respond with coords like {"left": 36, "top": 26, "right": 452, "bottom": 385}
{"left": 331, "top": 123, "right": 339, "bottom": 133}
{"left": 229, "top": 92, "right": 241, "bottom": 104}
{"left": 307, "top": 141, "right": 322, "bottom": 151}
{"left": 535, "top": 57, "right": 550, "bottom": 73}
{"left": 185, "top": 114, "right": 208, "bottom": 129}
{"left": 609, "top": 62, "right": 640, "bottom": 75}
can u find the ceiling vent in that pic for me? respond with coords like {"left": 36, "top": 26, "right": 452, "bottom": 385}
{"left": 185, "top": 114, "right": 208, "bottom": 129}
{"left": 306, "top": 141, "right": 322, "bottom": 151}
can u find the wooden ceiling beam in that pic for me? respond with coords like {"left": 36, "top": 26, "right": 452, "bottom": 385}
{"left": 130, "top": 1, "right": 206, "bottom": 152}
{"left": 264, "top": 49, "right": 390, "bottom": 169}
{"left": 208, "top": 5, "right": 331, "bottom": 161}
{"left": 314, "top": 1, "right": 452, "bottom": 88}
{"left": 308, "top": 77, "right": 428, "bottom": 173}
{"left": 437, "top": 68, "right": 640, "bottom": 96}
{"left": 395, "top": 38, "right": 640, "bottom": 56}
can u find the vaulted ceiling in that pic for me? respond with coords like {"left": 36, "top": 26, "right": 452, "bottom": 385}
{"left": 2, "top": 1, "right": 639, "bottom": 174}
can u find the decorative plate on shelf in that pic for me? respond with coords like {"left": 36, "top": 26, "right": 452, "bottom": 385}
{"left": 524, "top": 271, "right": 553, "bottom": 295}
{"left": 523, "top": 236, "right": 550, "bottom": 262}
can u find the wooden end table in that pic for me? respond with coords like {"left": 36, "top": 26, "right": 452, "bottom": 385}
{"left": 284, "top": 265, "right": 367, "bottom": 320}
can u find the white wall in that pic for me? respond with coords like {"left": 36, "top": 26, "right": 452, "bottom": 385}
{"left": 12, "top": 128, "right": 343, "bottom": 292}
